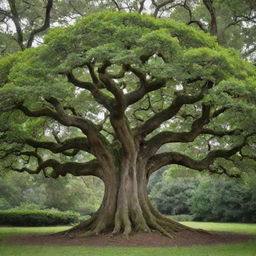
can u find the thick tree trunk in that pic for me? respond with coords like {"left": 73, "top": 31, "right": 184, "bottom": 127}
{"left": 65, "top": 156, "right": 191, "bottom": 238}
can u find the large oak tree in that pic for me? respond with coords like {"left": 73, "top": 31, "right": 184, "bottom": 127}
{"left": 0, "top": 12, "right": 256, "bottom": 237}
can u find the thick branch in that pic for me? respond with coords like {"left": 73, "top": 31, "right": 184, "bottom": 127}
{"left": 16, "top": 101, "right": 112, "bottom": 165}
{"left": 147, "top": 140, "right": 247, "bottom": 174}
{"left": 137, "top": 83, "right": 211, "bottom": 137}
{"left": 25, "top": 136, "right": 91, "bottom": 155}
{"left": 13, "top": 158, "right": 102, "bottom": 179}
{"left": 66, "top": 72, "right": 113, "bottom": 111}
{"left": 125, "top": 78, "right": 166, "bottom": 106}
{"left": 99, "top": 72, "right": 126, "bottom": 115}
{"left": 144, "top": 105, "right": 211, "bottom": 155}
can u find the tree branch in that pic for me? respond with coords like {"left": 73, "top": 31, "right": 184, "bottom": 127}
{"left": 12, "top": 158, "right": 102, "bottom": 179}
{"left": 125, "top": 78, "right": 166, "bottom": 106}
{"left": 202, "top": 0, "right": 218, "bottom": 36}
{"left": 152, "top": 0, "right": 175, "bottom": 17}
{"left": 7, "top": 0, "right": 24, "bottom": 50}
{"left": 144, "top": 105, "right": 211, "bottom": 155}
{"left": 137, "top": 81, "right": 213, "bottom": 137}
{"left": 147, "top": 136, "right": 249, "bottom": 175}
{"left": 66, "top": 71, "right": 113, "bottom": 111}
{"left": 26, "top": 0, "right": 53, "bottom": 48}
{"left": 25, "top": 136, "right": 91, "bottom": 155}
{"left": 16, "top": 100, "right": 112, "bottom": 161}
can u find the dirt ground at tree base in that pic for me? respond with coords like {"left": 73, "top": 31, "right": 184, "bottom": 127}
{"left": 8, "top": 230, "right": 255, "bottom": 247}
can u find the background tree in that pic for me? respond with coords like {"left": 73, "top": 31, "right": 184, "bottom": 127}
{"left": 0, "top": 12, "right": 255, "bottom": 237}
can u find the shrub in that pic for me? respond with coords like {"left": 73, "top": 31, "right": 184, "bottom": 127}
{"left": 0, "top": 209, "right": 80, "bottom": 226}
{"left": 149, "top": 177, "right": 198, "bottom": 215}
{"left": 191, "top": 178, "right": 256, "bottom": 223}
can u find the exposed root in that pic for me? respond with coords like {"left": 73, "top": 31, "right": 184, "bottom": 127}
{"left": 150, "top": 221, "right": 174, "bottom": 238}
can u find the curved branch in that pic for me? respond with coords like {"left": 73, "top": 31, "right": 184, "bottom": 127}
{"left": 152, "top": 0, "right": 175, "bottom": 17}
{"left": 99, "top": 72, "right": 126, "bottom": 115}
{"left": 137, "top": 81, "right": 212, "bottom": 137}
{"left": 17, "top": 101, "right": 98, "bottom": 136}
{"left": 125, "top": 78, "right": 166, "bottom": 106}
{"left": 183, "top": 0, "right": 207, "bottom": 32}
{"left": 144, "top": 105, "right": 211, "bottom": 155}
{"left": 13, "top": 158, "right": 102, "bottom": 179}
{"left": 16, "top": 101, "right": 113, "bottom": 166}
{"left": 66, "top": 71, "right": 113, "bottom": 111}
{"left": 25, "top": 136, "right": 91, "bottom": 155}
{"left": 147, "top": 139, "right": 248, "bottom": 175}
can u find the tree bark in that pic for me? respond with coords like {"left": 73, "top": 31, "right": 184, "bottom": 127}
{"left": 65, "top": 155, "right": 189, "bottom": 238}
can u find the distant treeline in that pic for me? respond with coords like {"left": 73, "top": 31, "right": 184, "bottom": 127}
{"left": 149, "top": 170, "right": 256, "bottom": 223}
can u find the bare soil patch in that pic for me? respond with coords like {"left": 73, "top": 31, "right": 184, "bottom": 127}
{"left": 8, "top": 230, "right": 254, "bottom": 247}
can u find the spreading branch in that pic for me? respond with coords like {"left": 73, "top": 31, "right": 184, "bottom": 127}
{"left": 144, "top": 105, "right": 211, "bottom": 155}
{"left": 137, "top": 81, "right": 213, "bottom": 137}
{"left": 25, "top": 136, "right": 91, "bottom": 155}
{"left": 66, "top": 71, "right": 113, "bottom": 111}
{"left": 12, "top": 158, "right": 102, "bottom": 179}
{"left": 147, "top": 138, "right": 248, "bottom": 175}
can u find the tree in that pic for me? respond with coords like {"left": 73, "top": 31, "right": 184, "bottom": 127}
{"left": 0, "top": 0, "right": 54, "bottom": 52}
{"left": 0, "top": 11, "right": 256, "bottom": 237}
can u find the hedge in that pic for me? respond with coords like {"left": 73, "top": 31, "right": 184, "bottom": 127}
{"left": 0, "top": 209, "right": 80, "bottom": 226}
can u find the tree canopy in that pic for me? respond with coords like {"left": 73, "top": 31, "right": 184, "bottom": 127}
{"left": 0, "top": 11, "right": 256, "bottom": 237}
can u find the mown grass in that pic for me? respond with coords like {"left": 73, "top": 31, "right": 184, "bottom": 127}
{"left": 182, "top": 222, "right": 256, "bottom": 235}
{"left": 0, "top": 226, "right": 68, "bottom": 241}
{"left": 0, "top": 222, "right": 255, "bottom": 256}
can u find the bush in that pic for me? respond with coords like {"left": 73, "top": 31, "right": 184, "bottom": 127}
{"left": 0, "top": 209, "right": 80, "bottom": 226}
{"left": 191, "top": 178, "right": 256, "bottom": 223}
{"left": 149, "top": 177, "right": 198, "bottom": 215}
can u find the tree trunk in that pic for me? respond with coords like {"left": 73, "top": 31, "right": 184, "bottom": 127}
{"left": 65, "top": 156, "right": 191, "bottom": 238}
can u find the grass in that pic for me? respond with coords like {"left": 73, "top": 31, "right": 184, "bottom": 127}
{"left": 0, "top": 226, "right": 68, "bottom": 241}
{"left": 182, "top": 222, "right": 256, "bottom": 235}
{"left": 0, "top": 222, "right": 255, "bottom": 256}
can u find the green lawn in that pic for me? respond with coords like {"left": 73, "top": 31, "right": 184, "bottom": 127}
{"left": 182, "top": 222, "right": 256, "bottom": 235}
{"left": 0, "top": 222, "right": 255, "bottom": 256}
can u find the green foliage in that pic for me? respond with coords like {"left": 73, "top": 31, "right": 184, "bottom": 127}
{"left": 149, "top": 166, "right": 256, "bottom": 223}
{"left": 149, "top": 177, "right": 198, "bottom": 215}
{"left": 0, "top": 172, "right": 104, "bottom": 214}
{"left": 0, "top": 209, "right": 79, "bottom": 226}
{"left": 191, "top": 177, "right": 256, "bottom": 223}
